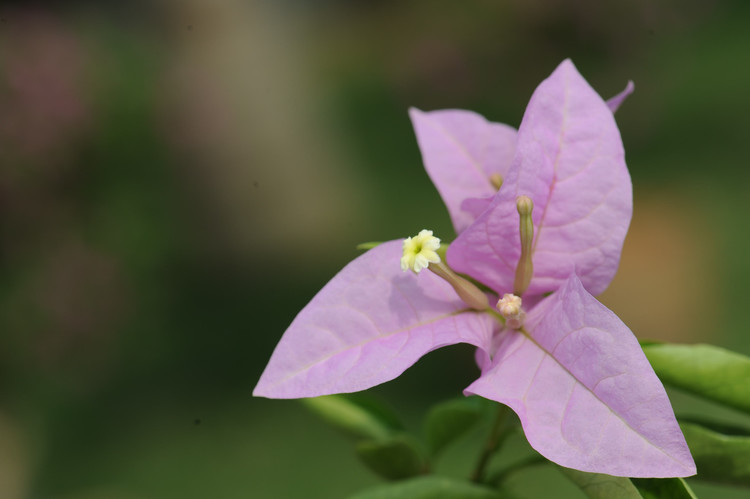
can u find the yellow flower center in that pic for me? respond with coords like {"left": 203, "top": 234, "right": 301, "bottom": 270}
{"left": 401, "top": 230, "right": 441, "bottom": 274}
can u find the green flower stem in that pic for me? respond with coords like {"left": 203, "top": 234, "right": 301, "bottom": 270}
{"left": 471, "top": 404, "right": 512, "bottom": 484}
{"left": 486, "top": 307, "right": 506, "bottom": 325}
{"left": 429, "top": 261, "right": 489, "bottom": 311}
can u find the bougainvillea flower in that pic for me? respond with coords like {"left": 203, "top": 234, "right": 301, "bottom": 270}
{"left": 254, "top": 60, "right": 694, "bottom": 477}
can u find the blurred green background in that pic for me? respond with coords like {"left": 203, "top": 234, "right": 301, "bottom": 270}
{"left": 1, "top": 0, "right": 749, "bottom": 497}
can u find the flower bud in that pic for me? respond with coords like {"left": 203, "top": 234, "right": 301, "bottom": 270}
{"left": 497, "top": 293, "right": 526, "bottom": 329}
{"left": 513, "top": 196, "right": 534, "bottom": 296}
{"left": 489, "top": 173, "right": 504, "bottom": 190}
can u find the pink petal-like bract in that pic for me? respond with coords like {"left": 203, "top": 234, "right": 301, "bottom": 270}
{"left": 448, "top": 59, "right": 632, "bottom": 297}
{"left": 465, "top": 274, "right": 695, "bottom": 477}
{"left": 409, "top": 108, "right": 517, "bottom": 234}
{"left": 606, "top": 80, "right": 635, "bottom": 113}
{"left": 253, "top": 241, "right": 496, "bottom": 398}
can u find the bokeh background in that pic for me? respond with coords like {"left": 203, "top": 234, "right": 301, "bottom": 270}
{"left": 1, "top": 0, "right": 749, "bottom": 497}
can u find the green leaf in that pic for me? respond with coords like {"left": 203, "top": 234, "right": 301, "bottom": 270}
{"left": 424, "top": 396, "right": 485, "bottom": 457}
{"left": 348, "top": 475, "right": 501, "bottom": 499}
{"left": 560, "top": 466, "right": 698, "bottom": 498}
{"left": 642, "top": 343, "right": 750, "bottom": 414}
{"left": 631, "top": 478, "right": 697, "bottom": 498}
{"left": 355, "top": 434, "right": 426, "bottom": 480}
{"left": 678, "top": 416, "right": 750, "bottom": 437}
{"left": 301, "top": 394, "right": 401, "bottom": 440}
{"left": 558, "top": 468, "right": 641, "bottom": 498}
{"left": 680, "top": 420, "right": 750, "bottom": 487}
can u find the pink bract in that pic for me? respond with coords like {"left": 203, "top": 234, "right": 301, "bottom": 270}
{"left": 448, "top": 59, "right": 632, "bottom": 298}
{"left": 409, "top": 108, "right": 516, "bottom": 234}
{"left": 253, "top": 240, "right": 497, "bottom": 398}
{"left": 466, "top": 274, "right": 694, "bottom": 477}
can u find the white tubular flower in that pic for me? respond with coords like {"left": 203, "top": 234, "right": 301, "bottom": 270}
{"left": 497, "top": 293, "right": 526, "bottom": 329}
{"left": 401, "top": 230, "right": 441, "bottom": 274}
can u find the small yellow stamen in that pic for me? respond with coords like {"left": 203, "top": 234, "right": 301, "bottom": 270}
{"left": 401, "top": 230, "right": 441, "bottom": 274}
